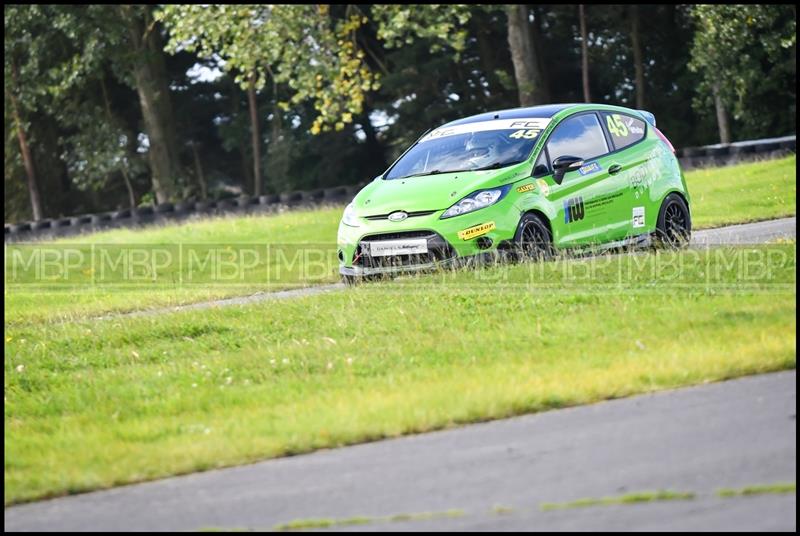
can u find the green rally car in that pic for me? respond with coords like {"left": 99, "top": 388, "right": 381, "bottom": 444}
{"left": 337, "top": 103, "right": 691, "bottom": 281}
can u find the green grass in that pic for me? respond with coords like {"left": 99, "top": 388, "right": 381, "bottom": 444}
{"left": 686, "top": 155, "right": 796, "bottom": 228}
{"left": 273, "top": 516, "right": 373, "bottom": 531}
{"left": 4, "top": 156, "right": 795, "bottom": 324}
{"left": 4, "top": 245, "right": 796, "bottom": 505}
{"left": 272, "top": 510, "right": 465, "bottom": 531}
{"left": 492, "top": 505, "right": 515, "bottom": 515}
{"left": 4, "top": 208, "right": 344, "bottom": 324}
{"left": 540, "top": 490, "right": 696, "bottom": 511}
{"left": 717, "top": 482, "right": 796, "bottom": 498}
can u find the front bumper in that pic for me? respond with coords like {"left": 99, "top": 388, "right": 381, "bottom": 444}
{"left": 337, "top": 203, "right": 522, "bottom": 277}
{"left": 340, "top": 256, "right": 463, "bottom": 277}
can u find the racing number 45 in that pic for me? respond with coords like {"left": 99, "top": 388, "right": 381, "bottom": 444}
{"left": 509, "top": 129, "right": 540, "bottom": 139}
{"left": 606, "top": 114, "right": 628, "bottom": 137}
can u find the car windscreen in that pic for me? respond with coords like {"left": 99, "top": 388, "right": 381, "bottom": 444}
{"left": 384, "top": 118, "right": 551, "bottom": 180}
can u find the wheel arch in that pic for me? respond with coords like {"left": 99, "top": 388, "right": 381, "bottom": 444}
{"left": 659, "top": 189, "right": 692, "bottom": 230}
{"left": 518, "top": 208, "right": 552, "bottom": 236}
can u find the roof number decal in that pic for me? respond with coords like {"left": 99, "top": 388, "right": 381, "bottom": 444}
{"left": 419, "top": 118, "right": 551, "bottom": 144}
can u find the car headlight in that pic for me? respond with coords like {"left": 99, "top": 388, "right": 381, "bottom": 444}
{"left": 440, "top": 185, "right": 511, "bottom": 219}
{"left": 341, "top": 202, "right": 361, "bottom": 227}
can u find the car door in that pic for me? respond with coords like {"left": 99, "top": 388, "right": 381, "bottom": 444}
{"left": 598, "top": 111, "right": 652, "bottom": 238}
{"left": 541, "top": 112, "right": 630, "bottom": 247}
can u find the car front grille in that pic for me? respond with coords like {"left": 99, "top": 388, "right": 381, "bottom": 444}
{"left": 354, "top": 230, "right": 456, "bottom": 269}
{"left": 363, "top": 210, "right": 437, "bottom": 221}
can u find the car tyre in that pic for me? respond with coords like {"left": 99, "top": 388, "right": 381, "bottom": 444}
{"left": 514, "top": 213, "right": 555, "bottom": 262}
{"left": 654, "top": 193, "right": 691, "bottom": 249}
{"left": 342, "top": 274, "right": 360, "bottom": 286}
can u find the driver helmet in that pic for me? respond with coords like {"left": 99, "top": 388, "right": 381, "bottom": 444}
{"left": 464, "top": 131, "right": 500, "bottom": 166}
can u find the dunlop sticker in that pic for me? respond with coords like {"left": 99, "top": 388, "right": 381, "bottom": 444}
{"left": 516, "top": 183, "right": 535, "bottom": 193}
{"left": 458, "top": 221, "right": 496, "bottom": 240}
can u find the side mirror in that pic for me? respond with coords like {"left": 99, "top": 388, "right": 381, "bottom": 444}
{"left": 552, "top": 155, "right": 584, "bottom": 185}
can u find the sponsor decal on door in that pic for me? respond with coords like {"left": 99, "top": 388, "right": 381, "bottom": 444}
{"left": 633, "top": 206, "right": 645, "bottom": 228}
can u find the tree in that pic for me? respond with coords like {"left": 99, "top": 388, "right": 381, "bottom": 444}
{"left": 117, "top": 5, "right": 184, "bottom": 203}
{"left": 158, "top": 5, "right": 379, "bottom": 196}
{"left": 6, "top": 64, "right": 42, "bottom": 220}
{"left": 689, "top": 5, "right": 797, "bottom": 142}
{"left": 579, "top": 5, "right": 590, "bottom": 102}
{"left": 5, "top": 5, "right": 187, "bottom": 214}
{"left": 5, "top": 6, "right": 50, "bottom": 220}
{"left": 373, "top": 5, "right": 550, "bottom": 106}
{"left": 629, "top": 5, "right": 645, "bottom": 110}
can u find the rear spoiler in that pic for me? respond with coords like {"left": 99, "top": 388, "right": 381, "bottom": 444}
{"left": 636, "top": 110, "right": 656, "bottom": 127}
{"left": 635, "top": 110, "right": 674, "bottom": 153}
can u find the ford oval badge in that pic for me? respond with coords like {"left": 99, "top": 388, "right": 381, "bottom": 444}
{"left": 388, "top": 211, "right": 408, "bottom": 222}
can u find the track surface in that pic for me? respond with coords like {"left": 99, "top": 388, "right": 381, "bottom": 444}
{"left": 691, "top": 216, "right": 795, "bottom": 245}
{"left": 5, "top": 371, "right": 796, "bottom": 531}
{"left": 99, "top": 216, "right": 796, "bottom": 319}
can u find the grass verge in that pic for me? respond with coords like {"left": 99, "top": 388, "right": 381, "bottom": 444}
{"left": 687, "top": 155, "right": 795, "bottom": 228}
{"left": 540, "top": 490, "right": 696, "bottom": 511}
{"left": 717, "top": 482, "right": 796, "bottom": 498}
{"left": 273, "top": 510, "right": 465, "bottom": 532}
{"left": 4, "top": 245, "right": 796, "bottom": 505}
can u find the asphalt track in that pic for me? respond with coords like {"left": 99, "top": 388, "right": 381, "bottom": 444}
{"left": 98, "top": 216, "right": 796, "bottom": 319}
{"left": 5, "top": 371, "right": 796, "bottom": 531}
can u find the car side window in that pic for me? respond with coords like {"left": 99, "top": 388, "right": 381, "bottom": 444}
{"left": 532, "top": 150, "right": 549, "bottom": 176}
{"left": 546, "top": 113, "right": 609, "bottom": 163}
{"left": 601, "top": 112, "right": 646, "bottom": 150}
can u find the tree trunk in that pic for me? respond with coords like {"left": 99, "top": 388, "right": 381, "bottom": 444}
{"left": 506, "top": 5, "right": 546, "bottom": 106}
{"left": 190, "top": 141, "right": 208, "bottom": 199}
{"left": 9, "top": 64, "right": 43, "bottom": 221}
{"left": 475, "top": 23, "right": 497, "bottom": 100}
{"left": 530, "top": 6, "right": 551, "bottom": 102}
{"left": 264, "top": 70, "right": 290, "bottom": 192}
{"left": 229, "top": 79, "right": 253, "bottom": 190}
{"left": 712, "top": 82, "right": 731, "bottom": 144}
{"left": 120, "top": 5, "right": 182, "bottom": 203}
{"left": 579, "top": 5, "right": 591, "bottom": 102}
{"left": 247, "top": 73, "right": 262, "bottom": 197}
{"left": 119, "top": 160, "right": 137, "bottom": 209}
{"left": 101, "top": 77, "right": 136, "bottom": 209}
{"left": 630, "top": 5, "right": 645, "bottom": 109}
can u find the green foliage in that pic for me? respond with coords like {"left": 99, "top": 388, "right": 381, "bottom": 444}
{"left": 4, "top": 6, "right": 122, "bottom": 113}
{"left": 3, "top": 4, "right": 797, "bottom": 220}
{"left": 372, "top": 4, "right": 474, "bottom": 58}
{"left": 689, "top": 5, "right": 796, "bottom": 138}
{"left": 156, "top": 5, "right": 379, "bottom": 134}
{"left": 4, "top": 5, "right": 151, "bottom": 210}
{"left": 58, "top": 103, "right": 144, "bottom": 194}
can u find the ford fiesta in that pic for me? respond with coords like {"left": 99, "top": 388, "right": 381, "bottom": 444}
{"left": 337, "top": 103, "right": 691, "bottom": 282}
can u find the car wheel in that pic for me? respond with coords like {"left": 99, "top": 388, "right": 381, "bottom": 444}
{"left": 654, "top": 193, "right": 691, "bottom": 248}
{"left": 514, "top": 213, "right": 554, "bottom": 261}
{"left": 341, "top": 274, "right": 360, "bottom": 286}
